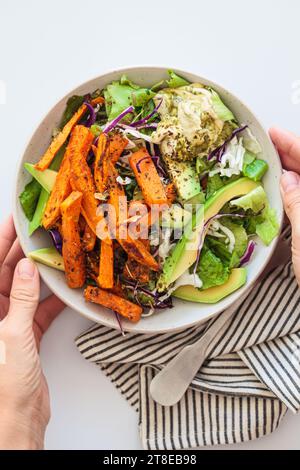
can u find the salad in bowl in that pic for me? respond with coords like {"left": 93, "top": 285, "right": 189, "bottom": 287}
{"left": 18, "top": 69, "right": 280, "bottom": 327}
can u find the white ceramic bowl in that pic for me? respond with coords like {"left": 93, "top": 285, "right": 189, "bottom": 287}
{"left": 13, "top": 66, "right": 283, "bottom": 334}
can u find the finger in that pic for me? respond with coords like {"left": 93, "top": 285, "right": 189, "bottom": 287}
{"left": 0, "top": 294, "right": 9, "bottom": 320}
{"left": 0, "top": 240, "right": 24, "bottom": 297}
{"left": 0, "top": 215, "right": 17, "bottom": 270}
{"left": 34, "top": 294, "right": 65, "bottom": 340}
{"left": 280, "top": 172, "right": 300, "bottom": 283}
{"left": 269, "top": 127, "right": 300, "bottom": 173}
{"left": 7, "top": 258, "right": 40, "bottom": 329}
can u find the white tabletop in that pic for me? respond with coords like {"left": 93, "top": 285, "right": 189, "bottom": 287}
{"left": 1, "top": 0, "right": 300, "bottom": 450}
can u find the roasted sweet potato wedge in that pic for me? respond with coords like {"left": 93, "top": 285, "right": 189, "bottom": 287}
{"left": 98, "top": 238, "right": 114, "bottom": 289}
{"left": 42, "top": 125, "right": 93, "bottom": 230}
{"left": 60, "top": 191, "right": 85, "bottom": 288}
{"left": 84, "top": 286, "right": 142, "bottom": 323}
{"left": 129, "top": 148, "right": 168, "bottom": 206}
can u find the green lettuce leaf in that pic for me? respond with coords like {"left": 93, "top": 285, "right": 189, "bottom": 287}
{"left": 119, "top": 74, "right": 140, "bottom": 89}
{"left": 196, "top": 156, "right": 215, "bottom": 175}
{"left": 230, "top": 186, "right": 279, "bottom": 244}
{"left": 230, "top": 186, "right": 267, "bottom": 213}
{"left": 206, "top": 236, "right": 240, "bottom": 269}
{"left": 205, "top": 218, "right": 247, "bottom": 270}
{"left": 59, "top": 95, "right": 85, "bottom": 129}
{"left": 242, "top": 128, "right": 262, "bottom": 155}
{"left": 104, "top": 79, "right": 155, "bottom": 120}
{"left": 222, "top": 219, "right": 248, "bottom": 257}
{"left": 255, "top": 207, "right": 279, "bottom": 245}
{"left": 210, "top": 89, "right": 235, "bottom": 122}
{"left": 206, "top": 174, "right": 223, "bottom": 199}
{"left": 166, "top": 70, "right": 189, "bottom": 88}
{"left": 90, "top": 124, "right": 102, "bottom": 137}
{"left": 50, "top": 144, "right": 66, "bottom": 171}
{"left": 197, "top": 244, "right": 230, "bottom": 290}
{"left": 243, "top": 151, "right": 256, "bottom": 167}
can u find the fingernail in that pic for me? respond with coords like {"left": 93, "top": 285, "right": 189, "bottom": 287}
{"left": 281, "top": 172, "right": 300, "bottom": 193}
{"left": 17, "top": 259, "right": 35, "bottom": 279}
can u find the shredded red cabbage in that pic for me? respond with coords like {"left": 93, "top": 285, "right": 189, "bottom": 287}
{"left": 83, "top": 102, "right": 97, "bottom": 128}
{"left": 124, "top": 280, "right": 173, "bottom": 309}
{"left": 118, "top": 123, "right": 153, "bottom": 142}
{"left": 131, "top": 99, "right": 163, "bottom": 127}
{"left": 239, "top": 240, "right": 256, "bottom": 267}
{"left": 114, "top": 311, "right": 126, "bottom": 336}
{"left": 136, "top": 155, "right": 167, "bottom": 177}
{"left": 136, "top": 156, "right": 152, "bottom": 173}
{"left": 136, "top": 123, "right": 158, "bottom": 130}
{"left": 103, "top": 106, "right": 134, "bottom": 134}
{"left": 48, "top": 229, "right": 63, "bottom": 254}
{"left": 208, "top": 125, "right": 248, "bottom": 162}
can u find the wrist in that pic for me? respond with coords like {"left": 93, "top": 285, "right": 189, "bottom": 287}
{"left": 0, "top": 407, "right": 46, "bottom": 450}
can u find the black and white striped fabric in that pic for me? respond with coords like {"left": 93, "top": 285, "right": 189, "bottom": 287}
{"left": 75, "top": 230, "right": 300, "bottom": 449}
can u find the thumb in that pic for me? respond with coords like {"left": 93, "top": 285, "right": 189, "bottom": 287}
{"left": 8, "top": 258, "right": 40, "bottom": 328}
{"left": 281, "top": 171, "right": 300, "bottom": 282}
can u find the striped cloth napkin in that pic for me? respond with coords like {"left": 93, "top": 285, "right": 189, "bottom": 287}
{"left": 75, "top": 227, "right": 300, "bottom": 450}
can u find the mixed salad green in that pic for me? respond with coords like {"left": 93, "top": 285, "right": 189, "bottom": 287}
{"left": 19, "top": 70, "right": 279, "bottom": 323}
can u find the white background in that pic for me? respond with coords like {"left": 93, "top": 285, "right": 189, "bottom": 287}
{"left": 1, "top": 0, "right": 300, "bottom": 450}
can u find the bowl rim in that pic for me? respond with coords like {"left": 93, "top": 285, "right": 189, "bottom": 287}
{"left": 12, "top": 65, "right": 284, "bottom": 333}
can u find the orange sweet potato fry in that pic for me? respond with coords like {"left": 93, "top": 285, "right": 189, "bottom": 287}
{"left": 69, "top": 127, "right": 101, "bottom": 234}
{"left": 84, "top": 286, "right": 142, "bottom": 323}
{"left": 98, "top": 238, "right": 114, "bottom": 289}
{"left": 94, "top": 133, "right": 108, "bottom": 192}
{"left": 126, "top": 200, "right": 163, "bottom": 240}
{"left": 125, "top": 199, "right": 150, "bottom": 237}
{"left": 90, "top": 96, "right": 105, "bottom": 106}
{"left": 94, "top": 132, "right": 128, "bottom": 193}
{"left": 124, "top": 239, "right": 150, "bottom": 284}
{"left": 109, "top": 132, "right": 128, "bottom": 164}
{"left": 60, "top": 191, "right": 85, "bottom": 288}
{"left": 86, "top": 251, "right": 99, "bottom": 281}
{"left": 118, "top": 235, "right": 159, "bottom": 271}
{"left": 106, "top": 162, "right": 159, "bottom": 271}
{"left": 110, "top": 276, "right": 125, "bottom": 298}
{"left": 35, "top": 98, "right": 105, "bottom": 171}
{"left": 129, "top": 148, "right": 168, "bottom": 206}
{"left": 166, "top": 182, "right": 177, "bottom": 205}
{"left": 82, "top": 221, "right": 96, "bottom": 252}
{"left": 35, "top": 104, "right": 90, "bottom": 171}
{"left": 42, "top": 125, "right": 93, "bottom": 230}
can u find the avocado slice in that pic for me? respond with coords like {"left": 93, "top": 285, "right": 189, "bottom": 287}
{"left": 24, "top": 163, "right": 57, "bottom": 193}
{"left": 160, "top": 204, "right": 192, "bottom": 229}
{"left": 173, "top": 268, "right": 247, "bottom": 303}
{"left": 28, "top": 188, "right": 49, "bottom": 236}
{"left": 163, "top": 155, "right": 201, "bottom": 201}
{"left": 28, "top": 247, "right": 65, "bottom": 271}
{"left": 157, "top": 177, "right": 259, "bottom": 291}
{"left": 184, "top": 191, "right": 205, "bottom": 205}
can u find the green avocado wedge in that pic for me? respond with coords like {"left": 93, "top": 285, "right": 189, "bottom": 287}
{"left": 163, "top": 155, "right": 201, "bottom": 201}
{"left": 28, "top": 189, "right": 49, "bottom": 236}
{"left": 173, "top": 268, "right": 247, "bottom": 303}
{"left": 157, "top": 178, "right": 259, "bottom": 292}
{"left": 24, "top": 163, "right": 57, "bottom": 193}
{"left": 160, "top": 204, "right": 192, "bottom": 229}
{"left": 28, "top": 247, "right": 65, "bottom": 271}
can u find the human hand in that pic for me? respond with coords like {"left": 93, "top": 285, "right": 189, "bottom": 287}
{"left": 0, "top": 215, "right": 65, "bottom": 449}
{"left": 269, "top": 127, "right": 300, "bottom": 286}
